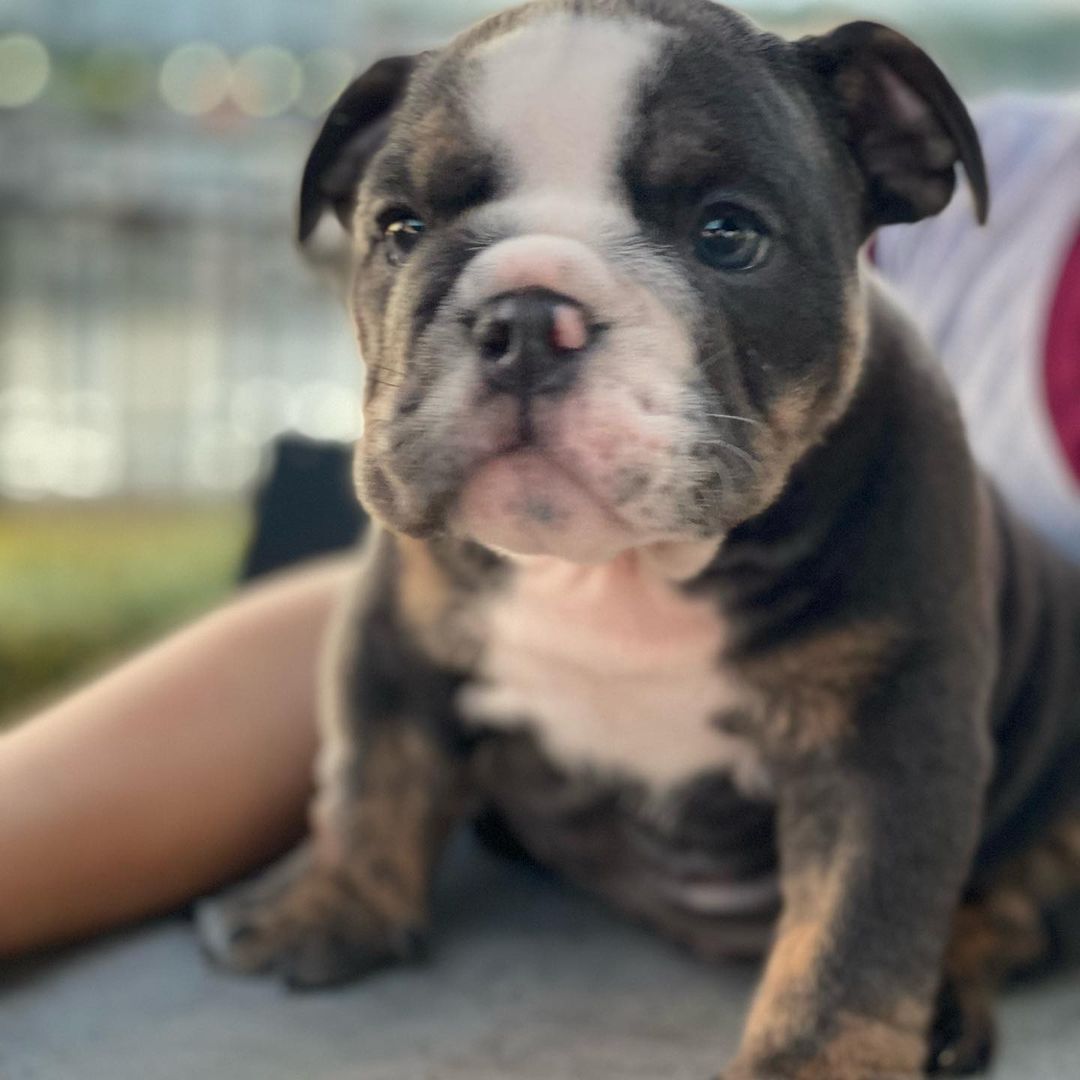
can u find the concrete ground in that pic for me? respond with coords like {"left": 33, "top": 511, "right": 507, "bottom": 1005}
{"left": 3, "top": 834, "right": 1080, "bottom": 1080}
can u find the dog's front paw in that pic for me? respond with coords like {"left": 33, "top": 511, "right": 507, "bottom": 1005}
{"left": 195, "top": 843, "right": 427, "bottom": 989}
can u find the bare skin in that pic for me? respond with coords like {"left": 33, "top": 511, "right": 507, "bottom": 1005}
{"left": 0, "top": 555, "right": 353, "bottom": 957}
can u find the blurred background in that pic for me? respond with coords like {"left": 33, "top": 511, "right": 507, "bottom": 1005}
{"left": 1, "top": 0, "right": 1079, "bottom": 721}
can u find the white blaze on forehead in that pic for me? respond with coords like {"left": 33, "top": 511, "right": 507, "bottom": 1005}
{"left": 471, "top": 13, "right": 666, "bottom": 201}
{"left": 440, "top": 12, "right": 710, "bottom": 562}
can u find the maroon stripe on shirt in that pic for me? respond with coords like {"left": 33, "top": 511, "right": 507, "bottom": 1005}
{"left": 1045, "top": 222, "right": 1080, "bottom": 489}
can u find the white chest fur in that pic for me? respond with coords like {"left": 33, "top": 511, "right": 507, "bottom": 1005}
{"left": 458, "top": 552, "right": 769, "bottom": 796}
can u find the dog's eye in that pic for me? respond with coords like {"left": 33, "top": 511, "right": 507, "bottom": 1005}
{"left": 381, "top": 211, "right": 426, "bottom": 264}
{"left": 694, "top": 204, "right": 769, "bottom": 272}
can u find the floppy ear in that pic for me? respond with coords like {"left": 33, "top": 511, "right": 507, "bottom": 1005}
{"left": 297, "top": 55, "right": 418, "bottom": 245}
{"left": 798, "top": 21, "right": 989, "bottom": 232}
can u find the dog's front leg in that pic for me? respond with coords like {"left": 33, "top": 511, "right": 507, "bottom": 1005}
{"left": 722, "top": 682, "right": 992, "bottom": 1080}
{"left": 197, "top": 538, "right": 471, "bottom": 989}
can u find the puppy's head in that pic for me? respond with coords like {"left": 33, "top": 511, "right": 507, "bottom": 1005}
{"left": 300, "top": 0, "right": 987, "bottom": 565}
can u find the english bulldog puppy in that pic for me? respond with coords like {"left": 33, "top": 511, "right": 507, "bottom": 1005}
{"left": 196, "top": 3, "right": 1080, "bottom": 1076}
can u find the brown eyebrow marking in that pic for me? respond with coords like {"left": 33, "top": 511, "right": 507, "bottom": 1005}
{"left": 422, "top": 160, "right": 498, "bottom": 219}
{"left": 405, "top": 102, "right": 501, "bottom": 220}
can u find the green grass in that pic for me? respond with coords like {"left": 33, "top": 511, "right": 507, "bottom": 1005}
{"left": 0, "top": 501, "right": 248, "bottom": 724}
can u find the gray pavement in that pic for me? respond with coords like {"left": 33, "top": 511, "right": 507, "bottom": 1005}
{"left": 3, "top": 835, "right": 1079, "bottom": 1079}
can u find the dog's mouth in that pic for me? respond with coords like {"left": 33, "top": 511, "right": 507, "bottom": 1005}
{"left": 451, "top": 440, "right": 637, "bottom": 563}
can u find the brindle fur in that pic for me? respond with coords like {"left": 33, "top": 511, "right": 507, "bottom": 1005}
{"left": 197, "top": 3, "right": 1080, "bottom": 1077}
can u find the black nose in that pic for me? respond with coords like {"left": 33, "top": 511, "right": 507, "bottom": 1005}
{"left": 470, "top": 289, "right": 591, "bottom": 397}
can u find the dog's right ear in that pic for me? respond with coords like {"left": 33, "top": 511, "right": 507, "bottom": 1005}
{"left": 297, "top": 55, "right": 418, "bottom": 245}
{"left": 797, "top": 22, "right": 989, "bottom": 233}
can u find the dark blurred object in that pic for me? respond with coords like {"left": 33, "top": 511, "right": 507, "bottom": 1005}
{"left": 240, "top": 434, "right": 365, "bottom": 581}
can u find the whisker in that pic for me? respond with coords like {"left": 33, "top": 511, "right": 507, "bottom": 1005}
{"left": 702, "top": 413, "right": 763, "bottom": 428}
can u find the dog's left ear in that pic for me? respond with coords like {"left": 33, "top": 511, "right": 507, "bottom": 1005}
{"left": 297, "top": 54, "right": 420, "bottom": 245}
{"left": 798, "top": 21, "right": 989, "bottom": 232}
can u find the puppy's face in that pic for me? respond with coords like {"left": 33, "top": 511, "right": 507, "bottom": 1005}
{"left": 300, "top": 0, "right": 986, "bottom": 564}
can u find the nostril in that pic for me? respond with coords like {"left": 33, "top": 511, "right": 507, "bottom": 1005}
{"left": 477, "top": 316, "right": 514, "bottom": 362}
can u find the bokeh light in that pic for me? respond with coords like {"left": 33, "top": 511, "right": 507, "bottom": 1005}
{"left": 231, "top": 45, "right": 302, "bottom": 118}
{"left": 0, "top": 33, "right": 51, "bottom": 109}
{"left": 159, "top": 42, "right": 230, "bottom": 115}
{"left": 0, "top": 388, "right": 122, "bottom": 499}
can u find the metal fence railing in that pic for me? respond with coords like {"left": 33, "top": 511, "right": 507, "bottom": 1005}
{"left": 0, "top": 124, "right": 361, "bottom": 502}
